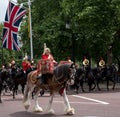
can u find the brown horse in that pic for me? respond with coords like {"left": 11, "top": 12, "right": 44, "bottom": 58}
{"left": 23, "top": 62, "right": 75, "bottom": 115}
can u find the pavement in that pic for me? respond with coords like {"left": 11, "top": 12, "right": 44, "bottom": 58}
{"left": 1, "top": 84, "right": 120, "bottom": 117}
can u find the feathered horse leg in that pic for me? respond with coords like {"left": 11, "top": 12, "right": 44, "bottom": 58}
{"left": 33, "top": 87, "right": 43, "bottom": 112}
{"left": 23, "top": 83, "right": 34, "bottom": 110}
{"left": 45, "top": 92, "right": 55, "bottom": 114}
{"left": 62, "top": 89, "right": 75, "bottom": 115}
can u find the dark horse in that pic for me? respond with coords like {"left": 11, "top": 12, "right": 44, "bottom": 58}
{"left": 73, "top": 64, "right": 117, "bottom": 93}
{"left": 73, "top": 66, "right": 96, "bottom": 93}
{"left": 95, "top": 64, "right": 117, "bottom": 91}
{"left": 23, "top": 62, "right": 75, "bottom": 115}
{"left": 0, "top": 69, "right": 11, "bottom": 103}
{"left": 11, "top": 66, "right": 34, "bottom": 99}
{"left": 72, "top": 67, "right": 86, "bottom": 93}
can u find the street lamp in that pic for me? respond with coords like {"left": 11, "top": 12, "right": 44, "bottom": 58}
{"left": 66, "top": 21, "right": 75, "bottom": 63}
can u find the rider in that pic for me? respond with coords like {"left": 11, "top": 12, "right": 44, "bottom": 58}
{"left": 37, "top": 43, "right": 57, "bottom": 84}
{"left": 22, "top": 56, "right": 32, "bottom": 74}
{"left": 22, "top": 57, "right": 28, "bottom": 73}
{"left": 30, "top": 59, "right": 36, "bottom": 70}
{"left": 1, "top": 65, "right": 6, "bottom": 72}
{"left": 82, "top": 56, "right": 90, "bottom": 81}
{"left": 11, "top": 60, "right": 17, "bottom": 69}
{"left": 11, "top": 60, "right": 18, "bottom": 75}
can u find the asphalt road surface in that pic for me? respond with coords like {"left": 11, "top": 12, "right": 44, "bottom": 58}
{"left": 1, "top": 87, "right": 120, "bottom": 117}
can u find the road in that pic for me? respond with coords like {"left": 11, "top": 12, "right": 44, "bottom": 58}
{"left": 0, "top": 88, "right": 120, "bottom": 117}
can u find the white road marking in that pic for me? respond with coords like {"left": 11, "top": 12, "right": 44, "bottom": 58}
{"left": 72, "top": 95, "right": 109, "bottom": 105}
{"left": 53, "top": 100, "right": 101, "bottom": 104}
{"left": 84, "top": 116, "right": 98, "bottom": 117}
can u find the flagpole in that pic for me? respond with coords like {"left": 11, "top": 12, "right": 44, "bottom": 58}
{"left": 28, "top": 0, "right": 33, "bottom": 60}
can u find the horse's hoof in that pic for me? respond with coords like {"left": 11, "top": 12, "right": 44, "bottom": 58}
{"left": 66, "top": 108, "right": 75, "bottom": 115}
{"left": 24, "top": 104, "right": 30, "bottom": 110}
{"left": 34, "top": 106, "right": 43, "bottom": 112}
{"left": 46, "top": 109, "right": 55, "bottom": 115}
{"left": 23, "top": 101, "right": 30, "bottom": 110}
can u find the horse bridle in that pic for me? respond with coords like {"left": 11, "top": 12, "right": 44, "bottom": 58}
{"left": 54, "top": 64, "right": 76, "bottom": 86}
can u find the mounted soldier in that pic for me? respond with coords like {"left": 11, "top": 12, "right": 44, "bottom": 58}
{"left": 22, "top": 57, "right": 28, "bottom": 73}
{"left": 11, "top": 60, "right": 17, "bottom": 70}
{"left": 37, "top": 43, "right": 57, "bottom": 85}
{"left": 22, "top": 56, "right": 33, "bottom": 79}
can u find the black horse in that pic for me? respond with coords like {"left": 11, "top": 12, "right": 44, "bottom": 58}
{"left": 95, "top": 64, "right": 117, "bottom": 91}
{"left": 0, "top": 69, "right": 11, "bottom": 103}
{"left": 74, "top": 64, "right": 117, "bottom": 93}
{"left": 85, "top": 66, "right": 96, "bottom": 91}
{"left": 73, "top": 66, "right": 96, "bottom": 93}
{"left": 11, "top": 68, "right": 26, "bottom": 98}
{"left": 10, "top": 66, "right": 35, "bottom": 99}
{"left": 72, "top": 67, "right": 85, "bottom": 93}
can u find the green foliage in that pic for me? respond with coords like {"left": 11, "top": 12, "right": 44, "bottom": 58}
{"left": 0, "top": 0, "right": 120, "bottom": 66}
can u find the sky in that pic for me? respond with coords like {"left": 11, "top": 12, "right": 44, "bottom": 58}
{"left": 0, "top": 0, "right": 17, "bottom": 23}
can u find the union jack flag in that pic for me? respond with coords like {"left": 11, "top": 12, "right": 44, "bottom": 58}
{"left": 2, "top": 1, "right": 26, "bottom": 51}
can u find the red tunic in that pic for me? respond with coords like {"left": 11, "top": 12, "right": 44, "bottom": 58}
{"left": 22, "top": 61, "right": 32, "bottom": 72}
{"left": 41, "top": 54, "right": 53, "bottom": 60}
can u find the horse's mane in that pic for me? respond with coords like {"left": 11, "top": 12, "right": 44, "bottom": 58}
{"left": 54, "top": 63, "right": 72, "bottom": 80}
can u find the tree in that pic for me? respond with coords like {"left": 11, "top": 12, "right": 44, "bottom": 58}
{"left": 17, "top": 0, "right": 120, "bottom": 65}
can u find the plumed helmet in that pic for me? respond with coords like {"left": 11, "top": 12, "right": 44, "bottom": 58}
{"left": 25, "top": 55, "right": 28, "bottom": 60}
{"left": 44, "top": 47, "right": 51, "bottom": 54}
{"left": 23, "top": 55, "right": 28, "bottom": 61}
{"left": 9, "top": 63, "right": 12, "bottom": 67}
{"left": 31, "top": 60, "right": 34, "bottom": 64}
{"left": 23, "top": 57, "right": 25, "bottom": 60}
{"left": 11, "top": 60, "right": 15, "bottom": 64}
{"left": 2, "top": 65, "right": 5, "bottom": 69}
{"left": 23, "top": 57, "right": 26, "bottom": 61}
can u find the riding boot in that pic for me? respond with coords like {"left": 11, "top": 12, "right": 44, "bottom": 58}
{"left": 40, "top": 75, "right": 44, "bottom": 85}
{"left": 37, "top": 74, "right": 44, "bottom": 85}
{"left": 40, "top": 74, "right": 46, "bottom": 85}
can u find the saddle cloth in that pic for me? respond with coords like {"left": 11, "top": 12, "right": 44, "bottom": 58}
{"left": 40, "top": 59, "right": 54, "bottom": 74}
